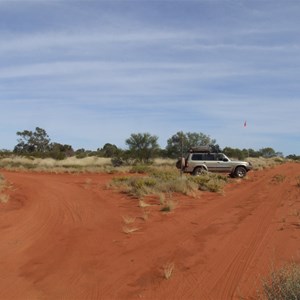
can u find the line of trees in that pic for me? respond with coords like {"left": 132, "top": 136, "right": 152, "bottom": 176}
{"left": 0, "top": 127, "right": 297, "bottom": 163}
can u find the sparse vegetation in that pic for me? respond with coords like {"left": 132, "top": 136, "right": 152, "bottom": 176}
{"left": 259, "top": 263, "right": 300, "bottom": 299}
{"left": 160, "top": 198, "right": 178, "bottom": 212}
{"left": 0, "top": 156, "right": 112, "bottom": 173}
{"left": 110, "top": 168, "right": 228, "bottom": 200}
{"left": 271, "top": 174, "right": 286, "bottom": 184}
{"left": 247, "top": 157, "right": 286, "bottom": 171}
{"left": 130, "top": 164, "right": 153, "bottom": 174}
{"left": 0, "top": 173, "right": 9, "bottom": 203}
{"left": 189, "top": 173, "right": 228, "bottom": 193}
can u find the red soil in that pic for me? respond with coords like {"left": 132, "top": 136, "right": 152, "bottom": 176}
{"left": 0, "top": 163, "right": 300, "bottom": 300}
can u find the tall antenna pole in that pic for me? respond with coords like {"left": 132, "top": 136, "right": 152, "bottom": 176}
{"left": 180, "top": 135, "right": 183, "bottom": 177}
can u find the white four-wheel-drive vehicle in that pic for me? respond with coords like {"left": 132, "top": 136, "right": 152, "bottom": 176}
{"left": 176, "top": 146, "right": 252, "bottom": 178}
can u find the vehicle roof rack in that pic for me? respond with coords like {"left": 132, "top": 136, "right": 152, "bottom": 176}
{"left": 189, "top": 145, "right": 212, "bottom": 153}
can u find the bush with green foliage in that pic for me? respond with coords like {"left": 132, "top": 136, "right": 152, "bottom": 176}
{"left": 125, "top": 133, "right": 159, "bottom": 163}
{"left": 166, "top": 131, "right": 218, "bottom": 158}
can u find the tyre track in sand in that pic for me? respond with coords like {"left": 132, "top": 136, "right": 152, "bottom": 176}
{"left": 0, "top": 171, "right": 122, "bottom": 300}
{"left": 140, "top": 163, "right": 300, "bottom": 300}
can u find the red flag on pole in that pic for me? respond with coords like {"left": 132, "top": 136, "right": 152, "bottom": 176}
{"left": 244, "top": 121, "right": 247, "bottom": 127}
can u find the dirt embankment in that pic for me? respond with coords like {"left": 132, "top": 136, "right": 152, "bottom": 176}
{"left": 0, "top": 163, "right": 300, "bottom": 299}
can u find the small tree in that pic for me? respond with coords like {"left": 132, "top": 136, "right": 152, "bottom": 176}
{"left": 125, "top": 133, "right": 159, "bottom": 163}
{"left": 166, "top": 131, "right": 217, "bottom": 158}
{"left": 259, "top": 147, "right": 276, "bottom": 158}
{"left": 14, "top": 127, "right": 50, "bottom": 155}
{"left": 99, "top": 143, "right": 120, "bottom": 158}
{"left": 49, "top": 143, "right": 74, "bottom": 159}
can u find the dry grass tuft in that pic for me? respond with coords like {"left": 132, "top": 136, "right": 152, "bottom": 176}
{"left": 0, "top": 194, "right": 9, "bottom": 203}
{"left": 122, "top": 215, "right": 136, "bottom": 224}
{"left": 122, "top": 226, "right": 140, "bottom": 234}
{"left": 153, "top": 158, "right": 176, "bottom": 167}
{"left": 138, "top": 199, "right": 152, "bottom": 208}
{"left": 160, "top": 194, "right": 178, "bottom": 212}
{"left": 141, "top": 209, "right": 150, "bottom": 221}
{"left": 247, "top": 157, "right": 286, "bottom": 171}
{"left": 163, "top": 262, "right": 175, "bottom": 280}
{"left": 0, "top": 156, "right": 113, "bottom": 173}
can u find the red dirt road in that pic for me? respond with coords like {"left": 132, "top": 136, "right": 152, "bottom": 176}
{"left": 1, "top": 163, "right": 300, "bottom": 300}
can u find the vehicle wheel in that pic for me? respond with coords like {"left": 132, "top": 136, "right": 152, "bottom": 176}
{"left": 234, "top": 166, "right": 247, "bottom": 178}
{"left": 193, "top": 166, "right": 207, "bottom": 176}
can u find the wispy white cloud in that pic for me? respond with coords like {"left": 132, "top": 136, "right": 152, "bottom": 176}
{"left": 1, "top": 0, "right": 300, "bottom": 155}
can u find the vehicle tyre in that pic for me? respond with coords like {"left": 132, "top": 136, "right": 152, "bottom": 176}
{"left": 193, "top": 166, "right": 207, "bottom": 176}
{"left": 234, "top": 166, "right": 247, "bottom": 178}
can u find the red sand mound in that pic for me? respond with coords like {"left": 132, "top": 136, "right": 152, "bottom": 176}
{"left": 0, "top": 163, "right": 300, "bottom": 299}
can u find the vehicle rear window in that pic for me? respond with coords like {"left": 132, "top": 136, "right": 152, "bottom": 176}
{"left": 191, "top": 154, "right": 203, "bottom": 160}
{"left": 191, "top": 153, "right": 216, "bottom": 161}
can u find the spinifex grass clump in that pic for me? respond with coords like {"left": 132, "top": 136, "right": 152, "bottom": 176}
{"left": 149, "top": 168, "right": 179, "bottom": 181}
{"left": 130, "top": 177, "right": 157, "bottom": 197}
{"left": 260, "top": 263, "right": 300, "bottom": 300}
{"left": 189, "top": 173, "right": 228, "bottom": 193}
{"left": 110, "top": 168, "right": 228, "bottom": 198}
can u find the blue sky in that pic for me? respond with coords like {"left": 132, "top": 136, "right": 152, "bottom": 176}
{"left": 1, "top": 0, "right": 300, "bottom": 155}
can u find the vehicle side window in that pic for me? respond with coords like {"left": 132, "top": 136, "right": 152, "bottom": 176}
{"left": 191, "top": 154, "right": 203, "bottom": 160}
{"left": 205, "top": 154, "right": 216, "bottom": 161}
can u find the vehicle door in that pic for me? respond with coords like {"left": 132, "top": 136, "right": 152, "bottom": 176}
{"left": 202, "top": 153, "right": 219, "bottom": 171}
{"left": 215, "top": 154, "right": 232, "bottom": 172}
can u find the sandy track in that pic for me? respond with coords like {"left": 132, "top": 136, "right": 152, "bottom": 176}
{"left": 0, "top": 163, "right": 300, "bottom": 299}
